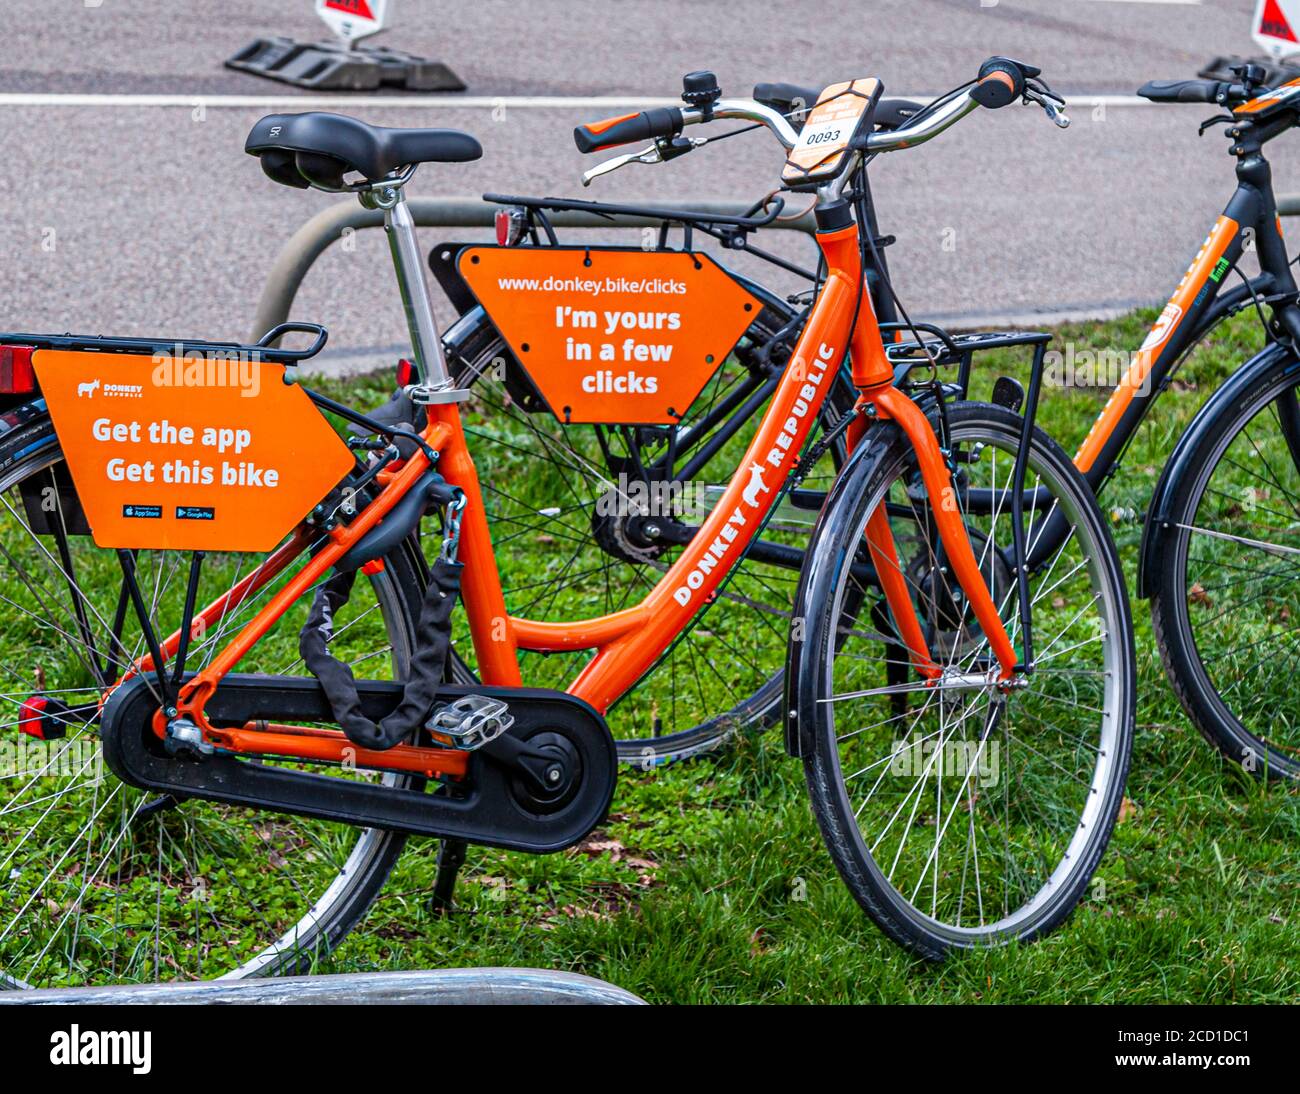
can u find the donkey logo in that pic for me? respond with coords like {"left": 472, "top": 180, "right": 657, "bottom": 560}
{"left": 742, "top": 462, "right": 771, "bottom": 509}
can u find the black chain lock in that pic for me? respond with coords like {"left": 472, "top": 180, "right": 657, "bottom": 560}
{"left": 299, "top": 484, "right": 467, "bottom": 753}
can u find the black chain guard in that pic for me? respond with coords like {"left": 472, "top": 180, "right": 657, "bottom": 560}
{"left": 101, "top": 673, "right": 617, "bottom": 853}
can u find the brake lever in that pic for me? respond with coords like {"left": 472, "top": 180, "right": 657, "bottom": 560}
{"left": 581, "top": 136, "right": 706, "bottom": 187}
{"left": 582, "top": 143, "right": 662, "bottom": 186}
{"left": 1024, "top": 84, "right": 1069, "bottom": 129}
{"left": 1199, "top": 113, "right": 1235, "bottom": 137}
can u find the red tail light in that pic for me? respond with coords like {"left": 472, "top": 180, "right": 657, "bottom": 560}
{"left": 495, "top": 206, "right": 528, "bottom": 247}
{"left": 0, "top": 345, "right": 36, "bottom": 394}
{"left": 395, "top": 358, "right": 414, "bottom": 387}
{"left": 19, "top": 695, "right": 68, "bottom": 741}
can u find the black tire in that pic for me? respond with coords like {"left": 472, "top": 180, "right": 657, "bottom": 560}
{"left": 0, "top": 415, "right": 431, "bottom": 986}
{"left": 791, "top": 404, "right": 1135, "bottom": 958}
{"left": 1150, "top": 353, "right": 1300, "bottom": 781}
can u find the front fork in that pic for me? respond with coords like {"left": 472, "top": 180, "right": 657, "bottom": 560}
{"left": 826, "top": 211, "right": 1024, "bottom": 685}
{"left": 859, "top": 383, "right": 1020, "bottom": 684}
{"left": 1271, "top": 304, "right": 1300, "bottom": 473}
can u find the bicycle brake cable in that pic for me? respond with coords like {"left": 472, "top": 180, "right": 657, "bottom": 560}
{"left": 854, "top": 175, "right": 941, "bottom": 376}
{"left": 902, "top": 79, "right": 978, "bottom": 130}
{"left": 695, "top": 122, "right": 763, "bottom": 145}
{"left": 305, "top": 386, "right": 440, "bottom": 464}
{"left": 1231, "top": 262, "right": 1274, "bottom": 341}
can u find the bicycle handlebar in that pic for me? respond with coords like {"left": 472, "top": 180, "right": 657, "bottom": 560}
{"left": 1137, "top": 78, "right": 1250, "bottom": 105}
{"left": 574, "top": 56, "right": 1065, "bottom": 183}
{"left": 971, "top": 56, "right": 1031, "bottom": 108}
{"left": 573, "top": 107, "right": 684, "bottom": 153}
{"left": 575, "top": 99, "right": 800, "bottom": 154}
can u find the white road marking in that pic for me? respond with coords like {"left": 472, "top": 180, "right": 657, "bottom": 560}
{"left": 0, "top": 92, "right": 1154, "bottom": 110}
{"left": 0, "top": 93, "right": 683, "bottom": 109}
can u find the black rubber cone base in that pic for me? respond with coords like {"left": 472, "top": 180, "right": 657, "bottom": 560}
{"left": 226, "top": 37, "right": 466, "bottom": 92}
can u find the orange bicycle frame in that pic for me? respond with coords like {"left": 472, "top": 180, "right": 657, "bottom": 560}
{"left": 157, "top": 215, "right": 1020, "bottom": 770}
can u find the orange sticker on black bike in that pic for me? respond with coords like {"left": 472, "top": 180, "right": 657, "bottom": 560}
{"left": 33, "top": 349, "right": 355, "bottom": 552}
{"left": 1074, "top": 215, "right": 1239, "bottom": 473}
{"left": 459, "top": 246, "right": 760, "bottom": 424}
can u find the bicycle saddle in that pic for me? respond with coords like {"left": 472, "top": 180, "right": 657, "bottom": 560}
{"left": 752, "top": 82, "right": 923, "bottom": 131}
{"left": 245, "top": 112, "right": 483, "bottom": 190}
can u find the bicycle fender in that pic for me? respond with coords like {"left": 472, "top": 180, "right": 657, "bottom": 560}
{"left": 784, "top": 421, "right": 905, "bottom": 758}
{"left": 1137, "top": 340, "right": 1299, "bottom": 598}
{"left": 0, "top": 399, "right": 51, "bottom": 452}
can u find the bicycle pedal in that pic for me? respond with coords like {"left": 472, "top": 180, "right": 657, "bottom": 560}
{"left": 426, "top": 694, "right": 514, "bottom": 751}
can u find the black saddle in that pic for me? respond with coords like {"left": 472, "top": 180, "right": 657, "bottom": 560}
{"left": 245, "top": 112, "right": 482, "bottom": 190}
{"left": 752, "top": 82, "right": 924, "bottom": 132}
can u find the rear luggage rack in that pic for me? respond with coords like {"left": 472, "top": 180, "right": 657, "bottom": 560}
{"left": 0, "top": 322, "right": 328, "bottom": 366}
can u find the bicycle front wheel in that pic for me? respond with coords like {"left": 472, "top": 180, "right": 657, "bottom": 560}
{"left": 791, "top": 403, "right": 1134, "bottom": 957}
{"left": 1150, "top": 352, "right": 1300, "bottom": 780}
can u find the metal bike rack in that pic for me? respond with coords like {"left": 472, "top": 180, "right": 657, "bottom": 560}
{"left": 0, "top": 968, "right": 646, "bottom": 1005}
{"left": 251, "top": 195, "right": 818, "bottom": 342}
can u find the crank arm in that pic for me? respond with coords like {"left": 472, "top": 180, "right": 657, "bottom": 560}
{"left": 480, "top": 730, "right": 569, "bottom": 793}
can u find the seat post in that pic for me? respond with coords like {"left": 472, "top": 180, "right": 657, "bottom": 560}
{"left": 372, "top": 185, "right": 453, "bottom": 390}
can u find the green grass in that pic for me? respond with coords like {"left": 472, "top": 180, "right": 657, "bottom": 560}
{"left": 303, "top": 306, "right": 1300, "bottom": 1003}
{"left": 4, "top": 306, "right": 1300, "bottom": 1000}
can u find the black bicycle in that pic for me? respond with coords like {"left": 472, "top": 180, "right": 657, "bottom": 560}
{"left": 1136, "top": 67, "right": 1300, "bottom": 781}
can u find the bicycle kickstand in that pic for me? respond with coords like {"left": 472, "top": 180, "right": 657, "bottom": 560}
{"left": 429, "top": 839, "right": 469, "bottom": 915}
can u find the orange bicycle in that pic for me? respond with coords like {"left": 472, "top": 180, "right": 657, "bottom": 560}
{"left": 0, "top": 55, "right": 1131, "bottom": 984}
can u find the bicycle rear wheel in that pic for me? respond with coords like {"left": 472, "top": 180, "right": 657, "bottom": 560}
{"left": 0, "top": 416, "right": 428, "bottom": 988}
{"left": 790, "top": 403, "right": 1134, "bottom": 957}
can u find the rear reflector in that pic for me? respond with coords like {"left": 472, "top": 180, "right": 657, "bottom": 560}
{"left": 396, "top": 358, "right": 414, "bottom": 387}
{"left": 19, "top": 695, "right": 69, "bottom": 741}
{"left": 495, "top": 206, "right": 528, "bottom": 247}
{"left": 0, "top": 345, "right": 36, "bottom": 394}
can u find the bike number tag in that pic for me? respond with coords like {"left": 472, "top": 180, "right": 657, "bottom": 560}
{"left": 33, "top": 349, "right": 355, "bottom": 552}
{"left": 782, "top": 77, "right": 882, "bottom": 186}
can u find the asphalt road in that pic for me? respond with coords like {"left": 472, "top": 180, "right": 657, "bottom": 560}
{"left": 3, "top": 0, "right": 1292, "bottom": 373}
